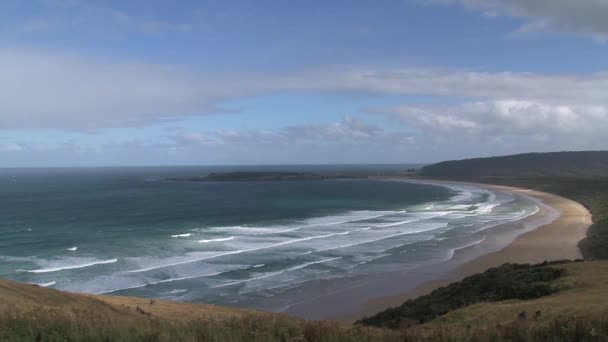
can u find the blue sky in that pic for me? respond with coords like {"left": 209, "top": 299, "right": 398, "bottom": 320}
{"left": 1, "top": 0, "right": 607, "bottom": 166}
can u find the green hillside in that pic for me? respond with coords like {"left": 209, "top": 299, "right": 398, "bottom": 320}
{"left": 357, "top": 262, "right": 566, "bottom": 329}
{"left": 422, "top": 151, "right": 608, "bottom": 178}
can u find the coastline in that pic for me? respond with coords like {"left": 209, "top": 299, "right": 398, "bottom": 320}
{"left": 283, "top": 180, "right": 593, "bottom": 322}
{"left": 1, "top": 178, "right": 593, "bottom": 325}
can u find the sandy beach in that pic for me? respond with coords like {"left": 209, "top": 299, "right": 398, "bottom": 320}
{"left": 284, "top": 181, "right": 593, "bottom": 322}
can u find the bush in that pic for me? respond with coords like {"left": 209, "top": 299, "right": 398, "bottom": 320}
{"left": 357, "top": 263, "right": 565, "bottom": 329}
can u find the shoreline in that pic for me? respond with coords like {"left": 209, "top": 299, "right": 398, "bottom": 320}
{"left": 283, "top": 180, "right": 592, "bottom": 322}
{"left": 2, "top": 178, "right": 593, "bottom": 325}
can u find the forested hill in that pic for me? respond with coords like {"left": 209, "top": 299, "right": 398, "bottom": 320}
{"left": 421, "top": 151, "right": 608, "bottom": 179}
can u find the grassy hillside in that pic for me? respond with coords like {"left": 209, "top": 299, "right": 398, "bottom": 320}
{"left": 356, "top": 261, "right": 608, "bottom": 340}
{"left": 3, "top": 261, "right": 608, "bottom": 341}
{"left": 408, "top": 261, "right": 608, "bottom": 341}
{"left": 422, "top": 151, "right": 608, "bottom": 178}
{"left": 357, "top": 262, "right": 566, "bottom": 329}
{"left": 393, "top": 260, "right": 608, "bottom": 341}
{"left": 0, "top": 278, "right": 400, "bottom": 342}
{"left": 420, "top": 151, "right": 608, "bottom": 260}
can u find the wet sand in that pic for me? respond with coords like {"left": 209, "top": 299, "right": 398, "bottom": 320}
{"left": 284, "top": 181, "right": 592, "bottom": 322}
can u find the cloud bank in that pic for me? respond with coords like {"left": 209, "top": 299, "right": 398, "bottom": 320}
{"left": 428, "top": 0, "right": 608, "bottom": 40}
{"left": 0, "top": 49, "right": 230, "bottom": 130}
{"left": 2, "top": 48, "right": 608, "bottom": 131}
{"left": 171, "top": 117, "right": 413, "bottom": 147}
{"left": 1, "top": 47, "right": 607, "bottom": 163}
{"left": 384, "top": 100, "right": 608, "bottom": 145}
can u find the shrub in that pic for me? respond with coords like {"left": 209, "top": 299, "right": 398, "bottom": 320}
{"left": 357, "top": 263, "right": 565, "bottom": 329}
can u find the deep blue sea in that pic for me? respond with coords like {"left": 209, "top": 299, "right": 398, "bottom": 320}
{"left": 0, "top": 166, "right": 540, "bottom": 313}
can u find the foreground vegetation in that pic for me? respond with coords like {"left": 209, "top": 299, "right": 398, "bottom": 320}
{"left": 4, "top": 307, "right": 608, "bottom": 342}
{"left": 358, "top": 262, "right": 566, "bottom": 329}
{"left": 0, "top": 278, "right": 399, "bottom": 342}
{"left": 1, "top": 309, "right": 400, "bottom": 342}
{"left": 4, "top": 261, "right": 608, "bottom": 341}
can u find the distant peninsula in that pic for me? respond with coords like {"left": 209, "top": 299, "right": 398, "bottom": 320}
{"left": 166, "top": 171, "right": 366, "bottom": 182}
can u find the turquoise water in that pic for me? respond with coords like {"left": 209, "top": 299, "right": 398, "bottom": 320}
{"left": 0, "top": 166, "right": 539, "bottom": 312}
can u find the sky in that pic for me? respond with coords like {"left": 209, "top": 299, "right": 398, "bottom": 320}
{"left": 1, "top": 0, "right": 607, "bottom": 167}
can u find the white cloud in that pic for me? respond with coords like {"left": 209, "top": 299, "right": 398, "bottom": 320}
{"left": 0, "top": 117, "right": 413, "bottom": 166}
{"left": 320, "top": 69, "right": 608, "bottom": 106}
{"left": 2, "top": 48, "right": 608, "bottom": 131}
{"left": 170, "top": 117, "right": 414, "bottom": 147}
{"left": 427, "top": 0, "right": 608, "bottom": 40}
{"left": 0, "top": 142, "right": 24, "bottom": 152}
{"left": 0, "top": 49, "right": 230, "bottom": 130}
{"left": 382, "top": 100, "right": 608, "bottom": 150}
{"left": 282, "top": 116, "right": 385, "bottom": 141}
{"left": 173, "top": 132, "right": 218, "bottom": 145}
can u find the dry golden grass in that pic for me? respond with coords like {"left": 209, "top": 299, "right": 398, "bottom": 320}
{"left": 3, "top": 261, "right": 608, "bottom": 341}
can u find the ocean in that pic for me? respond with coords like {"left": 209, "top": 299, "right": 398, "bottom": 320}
{"left": 0, "top": 166, "right": 541, "bottom": 313}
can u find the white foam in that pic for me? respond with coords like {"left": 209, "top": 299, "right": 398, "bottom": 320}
{"left": 209, "top": 226, "right": 272, "bottom": 234}
{"left": 198, "top": 236, "right": 235, "bottom": 243}
{"left": 454, "top": 190, "right": 474, "bottom": 201}
{"left": 32, "top": 281, "right": 56, "bottom": 287}
{"left": 66, "top": 247, "right": 78, "bottom": 251}
{"left": 445, "top": 204, "right": 475, "bottom": 210}
{"left": 442, "top": 185, "right": 474, "bottom": 202}
{"left": 476, "top": 202, "right": 500, "bottom": 214}
{"left": 316, "top": 222, "right": 449, "bottom": 252}
{"left": 207, "top": 211, "right": 403, "bottom": 236}
{"left": 131, "top": 222, "right": 441, "bottom": 274}
{"left": 346, "top": 252, "right": 396, "bottom": 270}
{"left": 28, "top": 258, "right": 118, "bottom": 274}
{"left": 487, "top": 191, "right": 497, "bottom": 202}
{"left": 129, "top": 231, "right": 353, "bottom": 273}
{"left": 301, "top": 211, "right": 401, "bottom": 227}
{"left": 169, "top": 289, "right": 188, "bottom": 294}
{"left": 214, "top": 257, "right": 342, "bottom": 288}
{"left": 124, "top": 185, "right": 530, "bottom": 280}
{"left": 238, "top": 269, "right": 336, "bottom": 295}
{"left": 127, "top": 251, "right": 245, "bottom": 273}
{"left": 441, "top": 236, "right": 487, "bottom": 262}
{"left": 444, "top": 214, "right": 469, "bottom": 219}
{"left": 473, "top": 206, "right": 540, "bottom": 233}
{"left": 472, "top": 197, "right": 515, "bottom": 215}
{"left": 147, "top": 271, "right": 225, "bottom": 286}
{"left": 374, "top": 218, "right": 420, "bottom": 228}
{"left": 253, "top": 264, "right": 265, "bottom": 268}
{"left": 98, "top": 270, "right": 231, "bottom": 294}
{"left": 171, "top": 233, "right": 191, "bottom": 238}
{"left": 269, "top": 226, "right": 305, "bottom": 234}
{"left": 374, "top": 211, "right": 452, "bottom": 228}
